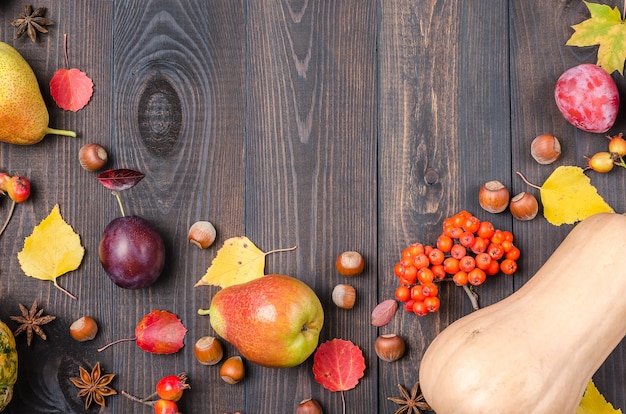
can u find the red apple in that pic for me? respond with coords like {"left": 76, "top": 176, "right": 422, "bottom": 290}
{"left": 204, "top": 274, "right": 324, "bottom": 368}
{"left": 554, "top": 63, "right": 619, "bottom": 133}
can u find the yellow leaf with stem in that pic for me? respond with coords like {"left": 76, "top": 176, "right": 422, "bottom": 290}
{"left": 516, "top": 166, "right": 613, "bottom": 226}
{"left": 577, "top": 380, "right": 622, "bottom": 414}
{"left": 194, "top": 236, "right": 296, "bottom": 289}
{"left": 17, "top": 204, "right": 84, "bottom": 300}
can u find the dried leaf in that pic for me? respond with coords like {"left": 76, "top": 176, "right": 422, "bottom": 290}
{"left": 135, "top": 310, "right": 187, "bottom": 354}
{"left": 97, "top": 169, "right": 145, "bottom": 191}
{"left": 566, "top": 2, "right": 626, "bottom": 75}
{"left": 371, "top": 299, "right": 398, "bottom": 327}
{"left": 50, "top": 68, "right": 94, "bottom": 111}
{"left": 577, "top": 380, "right": 622, "bottom": 414}
{"left": 312, "top": 338, "right": 365, "bottom": 392}
{"left": 98, "top": 310, "right": 187, "bottom": 354}
{"left": 194, "top": 236, "right": 295, "bottom": 289}
{"left": 17, "top": 204, "right": 84, "bottom": 300}
{"left": 539, "top": 166, "right": 614, "bottom": 225}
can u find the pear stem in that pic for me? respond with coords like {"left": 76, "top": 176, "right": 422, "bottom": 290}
{"left": 45, "top": 127, "right": 77, "bottom": 138}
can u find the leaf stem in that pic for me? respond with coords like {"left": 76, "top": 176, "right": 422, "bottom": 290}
{"left": 97, "top": 337, "right": 136, "bottom": 352}
{"left": 264, "top": 245, "right": 298, "bottom": 256}
{"left": 112, "top": 191, "right": 126, "bottom": 217}
{"left": 462, "top": 284, "right": 480, "bottom": 311}
{"left": 53, "top": 281, "right": 77, "bottom": 301}
{"left": 0, "top": 200, "right": 16, "bottom": 238}
{"left": 341, "top": 390, "right": 346, "bottom": 414}
{"left": 63, "top": 33, "right": 69, "bottom": 69}
{"left": 516, "top": 171, "right": 541, "bottom": 190}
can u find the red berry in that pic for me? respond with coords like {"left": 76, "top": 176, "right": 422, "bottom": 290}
{"left": 153, "top": 399, "right": 179, "bottom": 414}
{"left": 6, "top": 175, "right": 30, "bottom": 203}
{"left": 412, "top": 301, "right": 429, "bottom": 317}
{"left": 155, "top": 374, "right": 190, "bottom": 402}
{"left": 608, "top": 133, "right": 626, "bottom": 157}
{"left": 424, "top": 296, "right": 440, "bottom": 313}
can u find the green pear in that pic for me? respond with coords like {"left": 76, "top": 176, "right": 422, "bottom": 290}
{"left": 202, "top": 274, "right": 324, "bottom": 368}
{"left": 0, "top": 42, "right": 75, "bottom": 145}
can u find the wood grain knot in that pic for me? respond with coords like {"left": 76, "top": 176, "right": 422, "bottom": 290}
{"left": 137, "top": 75, "right": 182, "bottom": 156}
{"left": 423, "top": 168, "right": 439, "bottom": 185}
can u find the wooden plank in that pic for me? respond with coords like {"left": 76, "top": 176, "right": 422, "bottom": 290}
{"left": 1, "top": 0, "right": 247, "bottom": 412}
{"left": 243, "top": 0, "right": 378, "bottom": 412}
{"left": 378, "top": 0, "right": 511, "bottom": 412}
{"left": 510, "top": 0, "right": 626, "bottom": 409}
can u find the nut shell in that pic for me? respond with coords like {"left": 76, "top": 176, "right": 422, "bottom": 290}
{"left": 375, "top": 334, "right": 406, "bottom": 362}
{"left": 188, "top": 221, "right": 217, "bottom": 249}
{"left": 335, "top": 251, "right": 365, "bottom": 276}
{"left": 531, "top": 134, "right": 561, "bottom": 165}
{"left": 69, "top": 316, "right": 98, "bottom": 342}
{"left": 220, "top": 356, "right": 245, "bottom": 384}
{"left": 194, "top": 335, "right": 223, "bottom": 365}
{"left": 478, "top": 180, "right": 510, "bottom": 214}
{"left": 79, "top": 143, "right": 108, "bottom": 171}
{"left": 297, "top": 398, "right": 323, "bottom": 414}
{"left": 509, "top": 192, "right": 539, "bottom": 221}
{"left": 332, "top": 284, "right": 356, "bottom": 309}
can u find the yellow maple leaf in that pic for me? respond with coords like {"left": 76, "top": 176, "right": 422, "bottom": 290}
{"left": 566, "top": 1, "right": 626, "bottom": 75}
{"left": 17, "top": 204, "right": 84, "bottom": 300}
{"left": 519, "top": 166, "right": 614, "bottom": 226}
{"left": 194, "top": 236, "right": 295, "bottom": 289}
{"left": 577, "top": 380, "right": 622, "bottom": 414}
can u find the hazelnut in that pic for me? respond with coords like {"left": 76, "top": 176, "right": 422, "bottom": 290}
{"left": 220, "top": 356, "right": 244, "bottom": 384}
{"left": 531, "top": 134, "right": 561, "bottom": 165}
{"left": 335, "top": 251, "right": 365, "bottom": 276}
{"left": 332, "top": 284, "right": 356, "bottom": 310}
{"left": 194, "top": 335, "right": 223, "bottom": 365}
{"left": 188, "top": 221, "right": 217, "bottom": 249}
{"left": 509, "top": 192, "right": 539, "bottom": 221}
{"left": 297, "top": 398, "right": 323, "bottom": 414}
{"left": 478, "top": 180, "right": 510, "bottom": 213}
{"left": 69, "top": 316, "right": 98, "bottom": 342}
{"left": 374, "top": 334, "right": 406, "bottom": 362}
{"left": 78, "top": 143, "right": 108, "bottom": 171}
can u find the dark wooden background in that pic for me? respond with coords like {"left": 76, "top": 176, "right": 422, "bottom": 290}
{"left": 1, "top": 1, "right": 626, "bottom": 413}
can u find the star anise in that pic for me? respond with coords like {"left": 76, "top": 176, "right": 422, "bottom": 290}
{"left": 388, "top": 381, "right": 432, "bottom": 414}
{"left": 9, "top": 300, "right": 56, "bottom": 346}
{"left": 70, "top": 362, "right": 117, "bottom": 410}
{"left": 11, "top": 5, "right": 55, "bottom": 43}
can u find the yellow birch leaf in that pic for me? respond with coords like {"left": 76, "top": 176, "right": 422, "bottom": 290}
{"left": 194, "top": 236, "right": 295, "bottom": 289}
{"left": 577, "top": 379, "right": 622, "bottom": 414}
{"left": 539, "top": 166, "right": 614, "bottom": 226}
{"left": 17, "top": 204, "right": 84, "bottom": 300}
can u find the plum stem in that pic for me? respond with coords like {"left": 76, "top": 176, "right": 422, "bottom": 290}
{"left": 112, "top": 191, "right": 126, "bottom": 217}
{"left": 516, "top": 171, "right": 542, "bottom": 190}
{"left": 0, "top": 200, "right": 16, "bottom": 238}
{"left": 97, "top": 337, "right": 136, "bottom": 352}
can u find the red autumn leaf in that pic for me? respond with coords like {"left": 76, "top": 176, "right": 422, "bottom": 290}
{"left": 97, "top": 310, "right": 187, "bottom": 355}
{"left": 312, "top": 338, "right": 365, "bottom": 392}
{"left": 97, "top": 169, "right": 145, "bottom": 191}
{"left": 50, "top": 67, "right": 93, "bottom": 112}
{"left": 135, "top": 310, "right": 187, "bottom": 354}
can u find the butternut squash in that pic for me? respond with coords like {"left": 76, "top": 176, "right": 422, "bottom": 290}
{"left": 419, "top": 213, "right": 626, "bottom": 414}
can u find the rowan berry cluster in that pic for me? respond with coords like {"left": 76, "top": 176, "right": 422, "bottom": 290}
{"left": 587, "top": 133, "right": 626, "bottom": 173}
{"left": 393, "top": 210, "right": 520, "bottom": 316}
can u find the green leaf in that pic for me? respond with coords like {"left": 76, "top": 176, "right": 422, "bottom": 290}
{"left": 566, "top": 2, "right": 626, "bottom": 75}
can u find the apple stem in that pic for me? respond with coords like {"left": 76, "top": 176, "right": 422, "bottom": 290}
{"left": 515, "top": 171, "right": 542, "bottom": 190}
{"left": 112, "top": 191, "right": 126, "bottom": 217}
{"left": 97, "top": 337, "right": 136, "bottom": 352}
{"left": 45, "top": 127, "right": 77, "bottom": 138}
{"left": 197, "top": 308, "right": 210, "bottom": 315}
{"left": 0, "top": 199, "right": 16, "bottom": 238}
